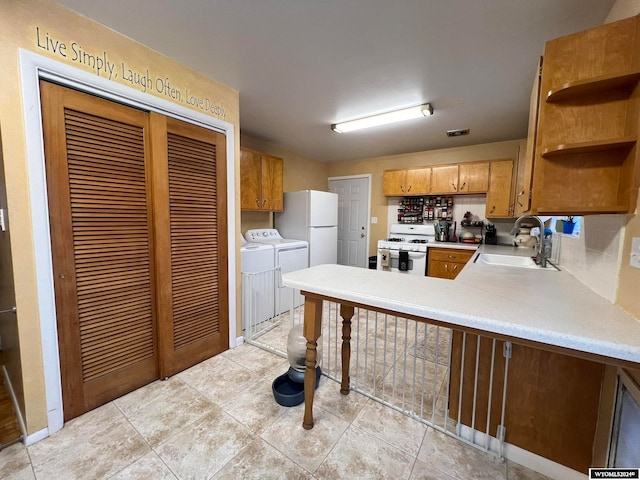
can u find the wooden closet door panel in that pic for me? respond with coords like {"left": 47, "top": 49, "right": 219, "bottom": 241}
{"left": 151, "top": 114, "right": 228, "bottom": 377}
{"left": 40, "top": 81, "right": 158, "bottom": 420}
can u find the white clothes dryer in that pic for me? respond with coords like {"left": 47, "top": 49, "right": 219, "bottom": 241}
{"left": 240, "top": 235, "right": 275, "bottom": 332}
{"left": 244, "top": 229, "right": 309, "bottom": 315}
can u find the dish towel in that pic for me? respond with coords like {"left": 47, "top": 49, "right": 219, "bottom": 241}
{"left": 380, "top": 249, "right": 390, "bottom": 270}
{"left": 398, "top": 251, "right": 409, "bottom": 271}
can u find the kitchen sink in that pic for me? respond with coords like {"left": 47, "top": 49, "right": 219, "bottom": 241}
{"left": 475, "top": 253, "right": 558, "bottom": 270}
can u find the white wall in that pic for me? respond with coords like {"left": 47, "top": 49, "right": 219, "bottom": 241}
{"left": 556, "top": 216, "right": 625, "bottom": 303}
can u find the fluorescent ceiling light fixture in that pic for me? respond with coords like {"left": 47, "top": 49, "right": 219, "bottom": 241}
{"left": 331, "top": 103, "right": 433, "bottom": 133}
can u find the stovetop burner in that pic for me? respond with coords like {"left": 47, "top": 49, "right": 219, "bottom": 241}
{"left": 387, "top": 237, "right": 404, "bottom": 242}
{"left": 410, "top": 239, "right": 427, "bottom": 244}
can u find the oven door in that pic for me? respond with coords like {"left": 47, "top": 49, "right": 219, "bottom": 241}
{"left": 378, "top": 248, "right": 427, "bottom": 275}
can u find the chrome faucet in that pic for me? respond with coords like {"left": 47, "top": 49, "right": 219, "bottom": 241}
{"left": 511, "top": 215, "right": 547, "bottom": 267}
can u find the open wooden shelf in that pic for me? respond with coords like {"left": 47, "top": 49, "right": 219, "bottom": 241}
{"left": 541, "top": 137, "right": 636, "bottom": 159}
{"left": 546, "top": 71, "right": 640, "bottom": 103}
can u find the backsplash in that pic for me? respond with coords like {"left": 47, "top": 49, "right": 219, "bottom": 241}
{"left": 556, "top": 215, "right": 625, "bottom": 303}
{"left": 385, "top": 197, "right": 626, "bottom": 303}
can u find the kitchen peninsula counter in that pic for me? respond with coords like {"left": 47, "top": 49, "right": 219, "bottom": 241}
{"left": 282, "top": 249, "right": 640, "bottom": 366}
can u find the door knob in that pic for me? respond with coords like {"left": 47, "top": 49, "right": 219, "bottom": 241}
{"left": 361, "top": 233, "right": 365, "bottom": 238}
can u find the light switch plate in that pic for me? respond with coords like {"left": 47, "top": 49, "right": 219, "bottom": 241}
{"left": 631, "top": 237, "right": 640, "bottom": 269}
{"left": 371, "top": 217, "right": 378, "bottom": 224}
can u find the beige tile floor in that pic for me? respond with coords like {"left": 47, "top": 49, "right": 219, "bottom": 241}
{"left": 0, "top": 343, "right": 552, "bottom": 480}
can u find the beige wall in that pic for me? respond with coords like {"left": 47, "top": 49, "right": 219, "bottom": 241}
{"left": 327, "top": 140, "right": 522, "bottom": 255}
{"left": 0, "top": 0, "right": 239, "bottom": 435}
{"left": 239, "top": 135, "right": 330, "bottom": 234}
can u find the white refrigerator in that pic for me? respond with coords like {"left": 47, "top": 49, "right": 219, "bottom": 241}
{"left": 275, "top": 190, "right": 338, "bottom": 266}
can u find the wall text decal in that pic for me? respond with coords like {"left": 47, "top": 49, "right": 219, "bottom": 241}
{"left": 35, "top": 27, "right": 227, "bottom": 120}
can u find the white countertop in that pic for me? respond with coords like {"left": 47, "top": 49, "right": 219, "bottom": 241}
{"left": 282, "top": 246, "right": 640, "bottom": 365}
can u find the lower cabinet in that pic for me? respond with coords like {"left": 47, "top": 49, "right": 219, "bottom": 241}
{"left": 449, "top": 333, "right": 605, "bottom": 473}
{"left": 427, "top": 248, "right": 474, "bottom": 279}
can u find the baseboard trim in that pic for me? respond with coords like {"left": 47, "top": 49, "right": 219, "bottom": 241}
{"left": 24, "top": 427, "right": 49, "bottom": 446}
{"left": 2, "top": 366, "right": 27, "bottom": 443}
{"left": 456, "top": 423, "right": 587, "bottom": 480}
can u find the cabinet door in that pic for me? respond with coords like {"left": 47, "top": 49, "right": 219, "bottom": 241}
{"left": 430, "top": 165, "right": 459, "bottom": 193}
{"left": 427, "top": 260, "right": 456, "bottom": 279}
{"left": 513, "top": 141, "right": 530, "bottom": 217}
{"left": 486, "top": 160, "right": 514, "bottom": 217}
{"left": 458, "top": 162, "right": 489, "bottom": 193}
{"left": 383, "top": 169, "right": 407, "bottom": 196}
{"left": 405, "top": 167, "right": 431, "bottom": 195}
{"left": 261, "top": 154, "right": 283, "bottom": 211}
{"left": 515, "top": 57, "right": 542, "bottom": 217}
{"left": 240, "top": 149, "right": 262, "bottom": 210}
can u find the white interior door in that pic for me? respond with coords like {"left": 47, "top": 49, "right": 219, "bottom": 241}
{"left": 329, "top": 176, "right": 370, "bottom": 268}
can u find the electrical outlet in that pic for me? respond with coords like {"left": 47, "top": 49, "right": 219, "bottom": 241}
{"left": 631, "top": 237, "right": 640, "bottom": 269}
{"left": 371, "top": 217, "right": 377, "bottom": 224}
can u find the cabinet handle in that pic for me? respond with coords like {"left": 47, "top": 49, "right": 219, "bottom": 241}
{"left": 452, "top": 182, "right": 457, "bottom": 192}
{"left": 490, "top": 205, "right": 495, "bottom": 213}
{"left": 400, "top": 185, "right": 405, "bottom": 193}
{"left": 460, "top": 181, "right": 466, "bottom": 191}
{"left": 517, "top": 190, "right": 525, "bottom": 207}
{"left": 407, "top": 185, "right": 412, "bottom": 192}
{"left": 453, "top": 264, "right": 458, "bottom": 272}
{"left": 447, "top": 255, "right": 455, "bottom": 259}
{"left": 255, "top": 198, "right": 260, "bottom": 207}
{"left": 444, "top": 264, "right": 449, "bottom": 271}
{"left": 263, "top": 199, "right": 267, "bottom": 207}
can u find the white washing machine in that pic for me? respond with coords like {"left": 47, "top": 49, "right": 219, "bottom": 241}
{"left": 245, "top": 229, "right": 309, "bottom": 315}
{"left": 240, "top": 235, "right": 275, "bottom": 332}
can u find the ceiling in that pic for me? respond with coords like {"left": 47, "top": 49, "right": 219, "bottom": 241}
{"left": 57, "top": 0, "right": 615, "bottom": 162}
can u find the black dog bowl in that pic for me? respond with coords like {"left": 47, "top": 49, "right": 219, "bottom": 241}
{"left": 272, "top": 367, "right": 322, "bottom": 407}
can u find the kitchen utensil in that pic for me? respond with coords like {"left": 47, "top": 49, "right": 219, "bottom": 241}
{"left": 452, "top": 223, "right": 457, "bottom": 242}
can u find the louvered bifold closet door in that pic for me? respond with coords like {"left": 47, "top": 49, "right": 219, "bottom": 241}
{"left": 151, "top": 114, "right": 228, "bottom": 377}
{"left": 40, "top": 81, "right": 158, "bottom": 420}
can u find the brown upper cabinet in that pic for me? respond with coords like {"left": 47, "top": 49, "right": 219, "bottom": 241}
{"left": 383, "top": 167, "right": 431, "bottom": 196}
{"left": 531, "top": 15, "right": 640, "bottom": 215}
{"left": 240, "top": 148, "right": 284, "bottom": 211}
{"left": 430, "top": 164, "right": 460, "bottom": 194}
{"left": 458, "top": 162, "right": 490, "bottom": 193}
{"left": 514, "top": 57, "right": 543, "bottom": 218}
{"left": 486, "top": 159, "right": 514, "bottom": 218}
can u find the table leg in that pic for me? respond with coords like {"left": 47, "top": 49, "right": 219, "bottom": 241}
{"left": 340, "top": 304, "right": 354, "bottom": 395}
{"left": 302, "top": 295, "right": 323, "bottom": 430}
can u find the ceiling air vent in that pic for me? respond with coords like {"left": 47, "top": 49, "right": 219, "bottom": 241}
{"left": 446, "top": 128, "right": 469, "bottom": 137}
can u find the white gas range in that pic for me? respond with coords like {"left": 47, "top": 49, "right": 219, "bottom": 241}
{"left": 377, "top": 224, "right": 436, "bottom": 275}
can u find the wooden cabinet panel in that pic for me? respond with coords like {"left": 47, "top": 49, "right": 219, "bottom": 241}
{"left": 240, "top": 148, "right": 283, "bottom": 211}
{"left": 261, "top": 154, "right": 284, "bottom": 211}
{"left": 431, "top": 165, "right": 459, "bottom": 194}
{"left": 383, "top": 167, "right": 430, "bottom": 196}
{"left": 531, "top": 16, "right": 640, "bottom": 215}
{"left": 486, "top": 160, "right": 514, "bottom": 218}
{"left": 515, "top": 57, "right": 543, "bottom": 217}
{"left": 427, "top": 248, "right": 473, "bottom": 279}
{"left": 383, "top": 169, "right": 407, "bottom": 196}
{"left": 450, "top": 334, "right": 604, "bottom": 474}
{"left": 458, "top": 162, "right": 489, "bottom": 193}
{"left": 240, "top": 149, "right": 262, "bottom": 210}
{"left": 405, "top": 167, "right": 431, "bottom": 195}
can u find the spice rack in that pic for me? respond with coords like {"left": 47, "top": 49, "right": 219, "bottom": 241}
{"left": 397, "top": 197, "right": 424, "bottom": 223}
{"left": 424, "top": 196, "right": 454, "bottom": 222}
